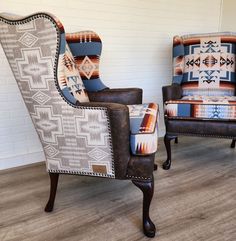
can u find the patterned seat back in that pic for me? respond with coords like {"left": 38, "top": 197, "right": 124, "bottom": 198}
{"left": 66, "top": 31, "right": 108, "bottom": 91}
{"left": 58, "top": 41, "right": 89, "bottom": 104}
{"left": 173, "top": 32, "right": 236, "bottom": 97}
{"left": 0, "top": 13, "right": 115, "bottom": 178}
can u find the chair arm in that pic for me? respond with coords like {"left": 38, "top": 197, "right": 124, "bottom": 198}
{"left": 87, "top": 88, "right": 143, "bottom": 105}
{"left": 77, "top": 102, "right": 131, "bottom": 179}
{"left": 162, "top": 84, "right": 182, "bottom": 102}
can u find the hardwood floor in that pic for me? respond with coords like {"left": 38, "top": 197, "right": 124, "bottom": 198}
{"left": 0, "top": 137, "right": 236, "bottom": 241}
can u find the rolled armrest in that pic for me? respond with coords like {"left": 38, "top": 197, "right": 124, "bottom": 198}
{"left": 77, "top": 101, "right": 131, "bottom": 179}
{"left": 87, "top": 88, "right": 143, "bottom": 105}
{"left": 162, "top": 84, "right": 182, "bottom": 102}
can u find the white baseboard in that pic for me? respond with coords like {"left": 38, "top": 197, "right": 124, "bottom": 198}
{"left": 0, "top": 151, "right": 45, "bottom": 170}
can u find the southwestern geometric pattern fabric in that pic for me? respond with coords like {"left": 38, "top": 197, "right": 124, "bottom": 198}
{"left": 0, "top": 13, "right": 114, "bottom": 178}
{"left": 173, "top": 32, "right": 236, "bottom": 97}
{"left": 173, "top": 35, "right": 185, "bottom": 84}
{"left": 169, "top": 32, "right": 236, "bottom": 122}
{"left": 57, "top": 43, "right": 89, "bottom": 103}
{"left": 128, "top": 103, "right": 158, "bottom": 155}
{"left": 165, "top": 95, "right": 236, "bottom": 120}
{"left": 66, "top": 31, "right": 108, "bottom": 91}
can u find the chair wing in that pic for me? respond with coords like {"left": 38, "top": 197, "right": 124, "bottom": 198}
{"left": 0, "top": 13, "right": 115, "bottom": 178}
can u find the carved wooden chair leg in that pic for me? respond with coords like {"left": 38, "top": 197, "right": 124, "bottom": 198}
{"left": 175, "top": 137, "right": 178, "bottom": 144}
{"left": 231, "top": 139, "right": 236, "bottom": 148}
{"left": 163, "top": 134, "right": 176, "bottom": 170}
{"left": 45, "top": 173, "right": 59, "bottom": 212}
{"left": 154, "top": 163, "right": 158, "bottom": 171}
{"left": 132, "top": 177, "right": 156, "bottom": 238}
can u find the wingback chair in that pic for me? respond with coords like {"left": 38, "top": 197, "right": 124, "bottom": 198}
{"left": 0, "top": 12, "right": 159, "bottom": 237}
{"left": 163, "top": 32, "right": 236, "bottom": 170}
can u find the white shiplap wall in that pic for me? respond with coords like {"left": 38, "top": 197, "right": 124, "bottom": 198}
{"left": 0, "top": 0, "right": 222, "bottom": 169}
{"left": 221, "top": 0, "right": 236, "bottom": 31}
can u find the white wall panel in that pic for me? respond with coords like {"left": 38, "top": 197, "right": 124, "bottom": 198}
{"left": 221, "top": 0, "right": 236, "bottom": 31}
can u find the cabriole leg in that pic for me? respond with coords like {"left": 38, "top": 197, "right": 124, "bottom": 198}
{"left": 45, "top": 173, "right": 59, "bottom": 212}
{"left": 132, "top": 177, "right": 156, "bottom": 238}
{"left": 163, "top": 134, "right": 176, "bottom": 170}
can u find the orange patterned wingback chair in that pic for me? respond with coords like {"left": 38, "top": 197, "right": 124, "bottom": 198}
{"left": 0, "top": 12, "right": 159, "bottom": 237}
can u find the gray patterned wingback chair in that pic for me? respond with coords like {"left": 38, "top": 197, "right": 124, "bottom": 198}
{"left": 0, "top": 12, "right": 158, "bottom": 237}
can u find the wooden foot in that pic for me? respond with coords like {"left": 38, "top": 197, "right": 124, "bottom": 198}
{"left": 45, "top": 173, "right": 59, "bottom": 212}
{"left": 163, "top": 159, "right": 171, "bottom": 170}
{"left": 231, "top": 139, "right": 236, "bottom": 148}
{"left": 163, "top": 134, "right": 176, "bottom": 170}
{"left": 175, "top": 137, "right": 178, "bottom": 144}
{"left": 154, "top": 163, "right": 158, "bottom": 171}
{"left": 132, "top": 177, "right": 156, "bottom": 238}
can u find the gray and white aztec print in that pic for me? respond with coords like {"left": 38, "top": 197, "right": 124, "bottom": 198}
{"left": 0, "top": 14, "right": 114, "bottom": 178}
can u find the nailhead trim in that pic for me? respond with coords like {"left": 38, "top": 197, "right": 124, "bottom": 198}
{"left": 126, "top": 175, "right": 151, "bottom": 180}
{"left": 167, "top": 132, "right": 236, "bottom": 139}
{"left": 48, "top": 169, "right": 115, "bottom": 178}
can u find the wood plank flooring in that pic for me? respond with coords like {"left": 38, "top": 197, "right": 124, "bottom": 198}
{"left": 0, "top": 136, "right": 236, "bottom": 241}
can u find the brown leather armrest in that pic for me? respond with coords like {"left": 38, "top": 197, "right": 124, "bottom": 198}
{"left": 76, "top": 101, "right": 131, "bottom": 179}
{"left": 87, "top": 88, "right": 143, "bottom": 105}
{"left": 162, "top": 84, "right": 182, "bottom": 102}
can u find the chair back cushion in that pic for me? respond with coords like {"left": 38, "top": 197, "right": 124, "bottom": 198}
{"left": 58, "top": 42, "right": 89, "bottom": 103}
{"left": 66, "top": 31, "right": 108, "bottom": 92}
{"left": 173, "top": 32, "right": 236, "bottom": 97}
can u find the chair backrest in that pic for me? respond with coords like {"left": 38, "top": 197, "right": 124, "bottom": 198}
{"left": 173, "top": 32, "right": 236, "bottom": 97}
{"left": 0, "top": 12, "right": 114, "bottom": 178}
{"left": 66, "top": 31, "right": 108, "bottom": 91}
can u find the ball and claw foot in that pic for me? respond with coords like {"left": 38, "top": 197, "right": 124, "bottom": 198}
{"left": 162, "top": 160, "right": 171, "bottom": 170}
